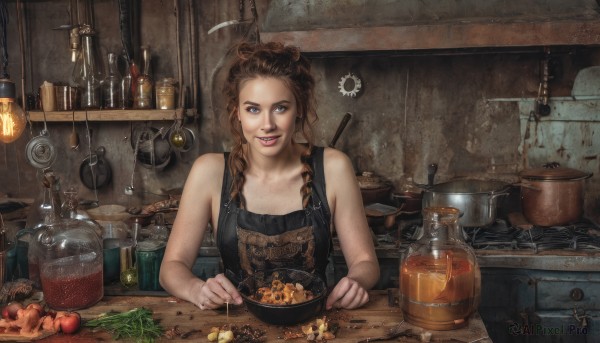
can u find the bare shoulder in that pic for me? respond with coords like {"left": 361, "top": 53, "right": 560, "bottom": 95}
{"left": 186, "top": 153, "right": 226, "bottom": 189}
{"left": 322, "top": 147, "right": 355, "bottom": 176}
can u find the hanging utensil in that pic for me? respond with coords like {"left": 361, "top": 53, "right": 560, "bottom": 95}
{"left": 69, "top": 111, "right": 79, "bottom": 150}
{"left": 168, "top": 118, "right": 186, "bottom": 150}
{"left": 25, "top": 115, "right": 57, "bottom": 170}
{"left": 83, "top": 111, "right": 99, "bottom": 205}
{"left": 79, "top": 146, "right": 112, "bottom": 190}
{"left": 124, "top": 127, "right": 141, "bottom": 195}
{"left": 329, "top": 112, "right": 352, "bottom": 148}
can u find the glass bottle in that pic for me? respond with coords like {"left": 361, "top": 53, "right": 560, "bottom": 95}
{"left": 102, "top": 53, "right": 122, "bottom": 109}
{"left": 72, "top": 25, "right": 104, "bottom": 109}
{"left": 133, "top": 47, "right": 153, "bottom": 109}
{"left": 400, "top": 207, "right": 481, "bottom": 330}
{"left": 120, "top": 53, "right": 133, "bottom": 109}
{"left": 60, "top": 186, "right": 79, "bottom": 219}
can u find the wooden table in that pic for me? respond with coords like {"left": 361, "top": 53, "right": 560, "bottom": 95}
{"left": 36, "top": 290, "right": 492, "bottom": 342}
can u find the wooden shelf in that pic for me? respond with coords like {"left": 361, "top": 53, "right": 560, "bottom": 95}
{"left": 28, "top": 108, "right": 184, "bottom": 122}
{"left": 261, "top": 18, "right": 600, "bottom": 53}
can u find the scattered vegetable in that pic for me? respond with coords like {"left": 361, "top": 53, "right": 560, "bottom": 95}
{"left": 207, "top": 324, "right": 265, "bottom": 343}
{"left": 53, "top": 311, "right": 81, "bottom": 334}
{"left": 1, "top": 302, "right": 24, "bottom": 320}
{"left": 0, "top": 301, "right": 80, "bottom": 337}
{"left": 301, "top": 316, "right": 336, "bottom": 341}
{"left": 84, "top": 307, "right": 163, "bottom": 343}
{"left": 207, "top": 326, "right": 234, "bottom": 343}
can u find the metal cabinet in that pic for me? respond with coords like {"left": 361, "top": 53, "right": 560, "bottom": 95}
{"left": 479, "top": 268, "right": 598, "bottom": 343}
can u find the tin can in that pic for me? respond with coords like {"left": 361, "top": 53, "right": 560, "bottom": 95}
{"left": 135, "top": 240, "right": 166, "bottom": 291}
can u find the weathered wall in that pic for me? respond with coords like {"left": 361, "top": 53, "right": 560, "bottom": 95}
{"left": 0, "top": 0, "right": 599, "bottom": 223}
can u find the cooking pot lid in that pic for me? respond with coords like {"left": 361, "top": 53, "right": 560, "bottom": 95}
{"left": 520, "top": 163, "right": 592, "bottom": 180}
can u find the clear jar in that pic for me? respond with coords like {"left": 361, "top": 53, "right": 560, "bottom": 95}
{"left": 400, "top": 207, "right": 481, "bottom": 330}
{"left": 102, "top": 52, "right": 122, "bottom": 109}
{"left": 155, "top": 78, "right": 177, "bottom": 109}
{"left": 28, "top": 219, "right": 104, "bottom": 310}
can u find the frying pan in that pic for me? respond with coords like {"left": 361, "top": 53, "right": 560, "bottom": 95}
{"left": 80, "top": 146, "right": 112, "bottom": 190}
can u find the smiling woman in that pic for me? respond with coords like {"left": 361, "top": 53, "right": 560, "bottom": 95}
{"left": 159, "top": 41, "right": 379, "bottom": 315}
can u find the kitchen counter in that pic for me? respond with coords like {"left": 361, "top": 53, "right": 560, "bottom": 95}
{"left": 36, "top": 290, "right": 491, "bottom": 342}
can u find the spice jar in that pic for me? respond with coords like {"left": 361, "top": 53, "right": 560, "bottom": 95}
{"left": 155, "top": 78, "right": 177, "bottom": 109}
{"left": 28, "top": 219, "right": 103, "bottom": 310}
{"left": 136, "top": 240, "right": 165, "bottom": 291}
{"left": 400, "top": 207, "right": 481, "bottom": 330}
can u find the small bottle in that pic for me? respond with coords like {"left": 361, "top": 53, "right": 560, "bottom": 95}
{"left": 102, "top": 53, "right": 122, "bottom": 109}
{"left": 120, "top": 52, "right": 133, "bottom": 109}
{"left": 133, "top": 47, "right": 153, "bottom": 109}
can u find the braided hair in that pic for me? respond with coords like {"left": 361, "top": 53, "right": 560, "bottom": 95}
{"left": 223, "top": 41, "right": 318, "bottom": 208}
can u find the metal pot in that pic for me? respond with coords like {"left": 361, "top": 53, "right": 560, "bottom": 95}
{"left": 422, "top": 179, "right": 510, "bottom": 227}
{"left": 520, "top": 163, "right": 592, "bottom": 226}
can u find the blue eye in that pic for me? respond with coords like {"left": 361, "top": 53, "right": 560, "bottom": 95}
{"left": 274, "top": 105, "right": 287, "bottom": 113}
{"left": 245, "top": 106, "right": 259, "bottom": 114}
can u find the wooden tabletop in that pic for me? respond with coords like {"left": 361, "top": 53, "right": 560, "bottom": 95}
{"left": 35, "top": 290, "right": 492, "bottom": 342}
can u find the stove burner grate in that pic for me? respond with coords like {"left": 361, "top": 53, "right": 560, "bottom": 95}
{"left": 399, "top": 219, "right": 600, "bottom": 253}
{"left": 465, "top": 220, "right": 600, "bottom": 252}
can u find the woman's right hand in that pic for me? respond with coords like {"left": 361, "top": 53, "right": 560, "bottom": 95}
{"left": 193, "top": 274, "right": 243, "bottom": 310}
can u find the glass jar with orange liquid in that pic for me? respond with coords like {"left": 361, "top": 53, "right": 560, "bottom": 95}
{"left": 400, "top": 207, "right": 481, "bottom": 330}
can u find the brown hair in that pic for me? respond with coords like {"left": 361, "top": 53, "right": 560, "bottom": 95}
{"left": 223, "top": 41, "right": 318, "bottom": 208}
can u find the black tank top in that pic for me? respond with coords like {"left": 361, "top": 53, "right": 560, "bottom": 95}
{"left": 216, "top": 147, "right": 332, "bottom": 282}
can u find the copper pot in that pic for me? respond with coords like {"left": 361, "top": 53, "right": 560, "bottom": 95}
{"left": 520, "top": 164, "right": 592, "bottom": 226}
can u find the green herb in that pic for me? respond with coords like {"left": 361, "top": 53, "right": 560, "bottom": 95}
{"left": 84, "top": 307, "right": 163, "bottom": 343}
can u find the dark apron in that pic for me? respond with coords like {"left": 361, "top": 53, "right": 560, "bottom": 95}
{"left": 216, "top": 147, "right": 332, "bottom": 282}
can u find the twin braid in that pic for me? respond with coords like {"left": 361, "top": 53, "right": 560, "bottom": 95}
{"left": 300, "top": 144, "right": 314, "bottom": 209}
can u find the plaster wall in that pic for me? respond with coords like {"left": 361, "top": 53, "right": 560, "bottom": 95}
{"left": 0, "top": 0, "right": 598, "bottom": 224}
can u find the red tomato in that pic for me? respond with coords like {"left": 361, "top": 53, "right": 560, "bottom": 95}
{"left": 57, "top": 312, "right": 81, "bottom": 334}
{"left": 2, "top": 302, "right": 24, "bottom": 320}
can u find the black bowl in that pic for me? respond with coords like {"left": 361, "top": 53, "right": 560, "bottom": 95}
{"left": 238, "top": 268, "right": 327, "bottom": 326}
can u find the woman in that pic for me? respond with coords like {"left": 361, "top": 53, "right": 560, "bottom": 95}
{"left": 159, "top": 41, "right": 379, "bottom": 311}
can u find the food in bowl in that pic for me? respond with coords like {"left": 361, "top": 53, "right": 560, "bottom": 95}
{"left": 251, "top": 279, "right": 315, "bottom": 305}
{"left": 238, "top": 268, "right": 327, "bottom": 325}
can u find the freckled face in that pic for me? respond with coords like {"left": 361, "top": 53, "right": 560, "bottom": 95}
{"left": 238, "top": 77, "right": 298, "bottom": 155}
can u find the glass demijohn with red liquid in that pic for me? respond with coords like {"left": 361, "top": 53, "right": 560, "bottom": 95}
{"left": 29, "top": 219, "right": 103, "bottom": 310}
{"left": 400, "top": 207, "right": 481, "bottom": 330}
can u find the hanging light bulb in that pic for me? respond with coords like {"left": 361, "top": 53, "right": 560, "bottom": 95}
{"left": 0, "top": 78, "right": 26, "bottom": 143}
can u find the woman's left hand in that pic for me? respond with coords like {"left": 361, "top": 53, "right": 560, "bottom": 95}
{"left": 326, "top": 276, "right": 369, "bottom": 310}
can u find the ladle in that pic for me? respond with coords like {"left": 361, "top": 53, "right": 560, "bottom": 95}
{"left": 125, "top": 128, "right": 141, "bottom": 195}
{"left": 69, "top": 111, "right": 79, "bottom": 150}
